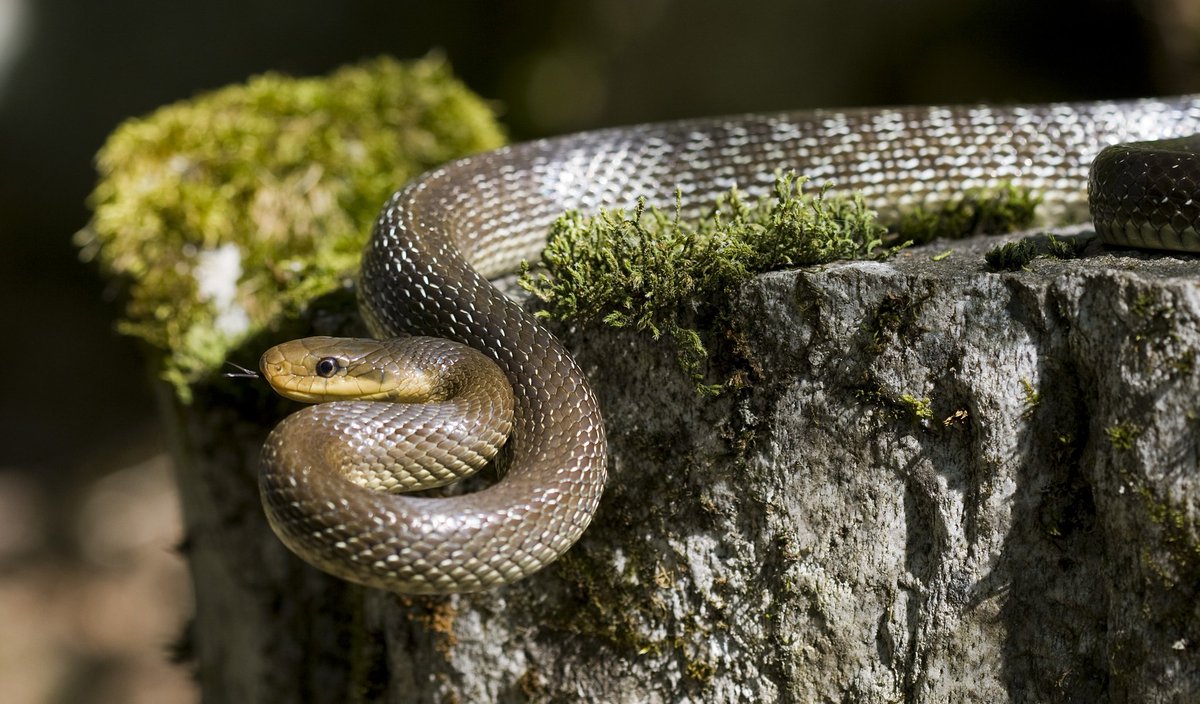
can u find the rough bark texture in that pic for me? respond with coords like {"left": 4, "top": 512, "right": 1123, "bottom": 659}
{"left": 173, "top": 229, "right": 1200, "bottom": 703}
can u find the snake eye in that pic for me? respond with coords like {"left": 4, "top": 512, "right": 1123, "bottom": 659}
{"left": 315, "top": 357, "right": 341, "bottom": 378}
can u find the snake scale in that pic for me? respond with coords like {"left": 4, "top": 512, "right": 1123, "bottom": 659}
{"left": 259, "top": 95, "right": 1200, "bottom": 594}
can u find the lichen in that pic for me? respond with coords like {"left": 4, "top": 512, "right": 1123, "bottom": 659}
{"left": 403, "top": 597, "right": 460, "bottom": 657}
{"left": 893, "top": 182, "right": 1041, "bottom": 244}
{"left": 984, "top": 234, "right": 1085, "bottom": 272}
{"left": 520, "top": 173, "right": 906, "bottom": 393}
{"left": 77, "top": 55, "right": 505, "bottom": 400}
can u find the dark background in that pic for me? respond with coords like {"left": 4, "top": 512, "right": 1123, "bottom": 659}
{"left": 0, "top": 0, "right": 1194, "bottom": 699}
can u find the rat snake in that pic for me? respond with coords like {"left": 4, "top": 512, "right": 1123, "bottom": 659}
{"left": 258, "top": 95, "right": 1200, "bottom": 593}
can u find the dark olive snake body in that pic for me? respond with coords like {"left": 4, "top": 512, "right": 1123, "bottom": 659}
{"left": 260, "top": 95, "right": 1200, "bottom": 593}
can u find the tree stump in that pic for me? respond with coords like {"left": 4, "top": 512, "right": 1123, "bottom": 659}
{"left": 177, "top": 227, "right": 1199, "bottom": 703}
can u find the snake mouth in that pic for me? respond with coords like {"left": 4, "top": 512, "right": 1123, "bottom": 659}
{"left": 259, "top": 358, "right": 322, "bottom": 403}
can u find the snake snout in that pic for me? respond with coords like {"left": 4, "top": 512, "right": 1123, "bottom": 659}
{"left": 259, "top": 340, "right": 344, "bottom": 403}
{"left": 259, "top": 347, "right": 287, "bottom": 378}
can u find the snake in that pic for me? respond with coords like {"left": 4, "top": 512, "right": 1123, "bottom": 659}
{"left": 257, "top": 95, "right": 1200, "bottom": 594}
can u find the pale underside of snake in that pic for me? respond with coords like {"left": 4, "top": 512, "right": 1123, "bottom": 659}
{"left": 258, "top": 95, "right": 1200, "bottom": 594}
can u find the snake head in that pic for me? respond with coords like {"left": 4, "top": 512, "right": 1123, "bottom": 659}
{"left": 260, "top": 336, "right": 440, "bottom": 404}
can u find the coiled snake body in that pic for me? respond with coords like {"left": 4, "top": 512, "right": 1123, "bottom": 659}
{"left": 260, "top": 95, "right": 1200, "bottom": 594}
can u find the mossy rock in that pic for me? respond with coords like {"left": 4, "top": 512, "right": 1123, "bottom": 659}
{"left": 77, "top": 55, "right": 505, "bottom": 400}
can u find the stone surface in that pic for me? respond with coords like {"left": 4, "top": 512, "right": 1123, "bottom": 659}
{"left": 178, "top": 228, "right": 1200, "bottom": 703}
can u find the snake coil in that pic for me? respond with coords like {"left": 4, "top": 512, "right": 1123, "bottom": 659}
{"left": 260, "top": 95, "right": 1200, "bottom": 594}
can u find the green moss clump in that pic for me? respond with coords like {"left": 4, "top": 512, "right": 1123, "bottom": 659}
{"left": 1132, "top": 482, "right": 1200, "bottom": 588}
{"left": 77, "top": 56, "right": 505, "bottom": 399}
{"left": 1106, "top": 422, "right": 1142, "bottom": 451}
{"left": 1020, "top": 377, "right": 1041, "bottom": 416}
{"left": 520, "top": 172, "right": 904, "bottom": 393}
{"left": 894, "top": 182, "right": 1041, "bottom": 244}
{"left": 685, "top": 659, "right": 716, "bottom": 683}
{"left": 864, "top": 293, "right": 921, "bottom": 356}
{"left": 984, "top": 234, "right": 1085, "bottom": 272}
{"left": 899, "top": 393, "right": 934, "bottom": 422}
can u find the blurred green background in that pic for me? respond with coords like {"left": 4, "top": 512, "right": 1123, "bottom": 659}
{"left": 0, "top": 0, "right": 1195, "bottom": 701}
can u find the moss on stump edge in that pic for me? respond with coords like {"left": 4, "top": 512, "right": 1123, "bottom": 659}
{"left": 520, "top": 177, "right": 1041, "bottom": 394}
{"left": 77, "top": 55, "right": 506, "bottom": 401}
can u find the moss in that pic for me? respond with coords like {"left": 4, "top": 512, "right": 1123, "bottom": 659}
{"left": 894, "top": 182, "right": 1040, "bottom": 244}
{"left": 984, "top": 234, "right": 1086, "bottom": 272}
{"left": 548, "top": 545, "right": 672, "bottom": 655}
{"left": 1129, "top": 291, "right": 1175, "bottom": 343}
{"left": 1119, "top": 289, "right": 1200, "bottom": 381}
{"left": 1131, "top": 291, "right": 1161, "bottom": 320}
{"left": 863, "top": 292, "right": 922, "bottom": 356}
{"left": 522, "top": 181, "right": 1033, "bottom": 395}
{"left": 899, "top": 393, "right": 934, "bottom": 421}
{"left": 1130, "top": 481, "right": 1200, "bottom": 589}
{"left": 1020, "top": 377, "right": 1041, "bottom": 416}
{"left": 77, "top": 55, "right": 505, "bottom": 400}
{"left": 546, "top": 540, "right": 724, "bottom": 692}
{"left": 845, "top": 291, "right": 945, "bottom": 424}
{"left": 1171, "top": 349, "right": 1196, "bottom": 375}
{"left": 1105, "top": 422, "right": 1142, "bottom": 451}
{"left": 685, "top": 659, "right": 716, "bottom": 683}
{"left": 520, "top": 172, "right": 906, "bottom": 394}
